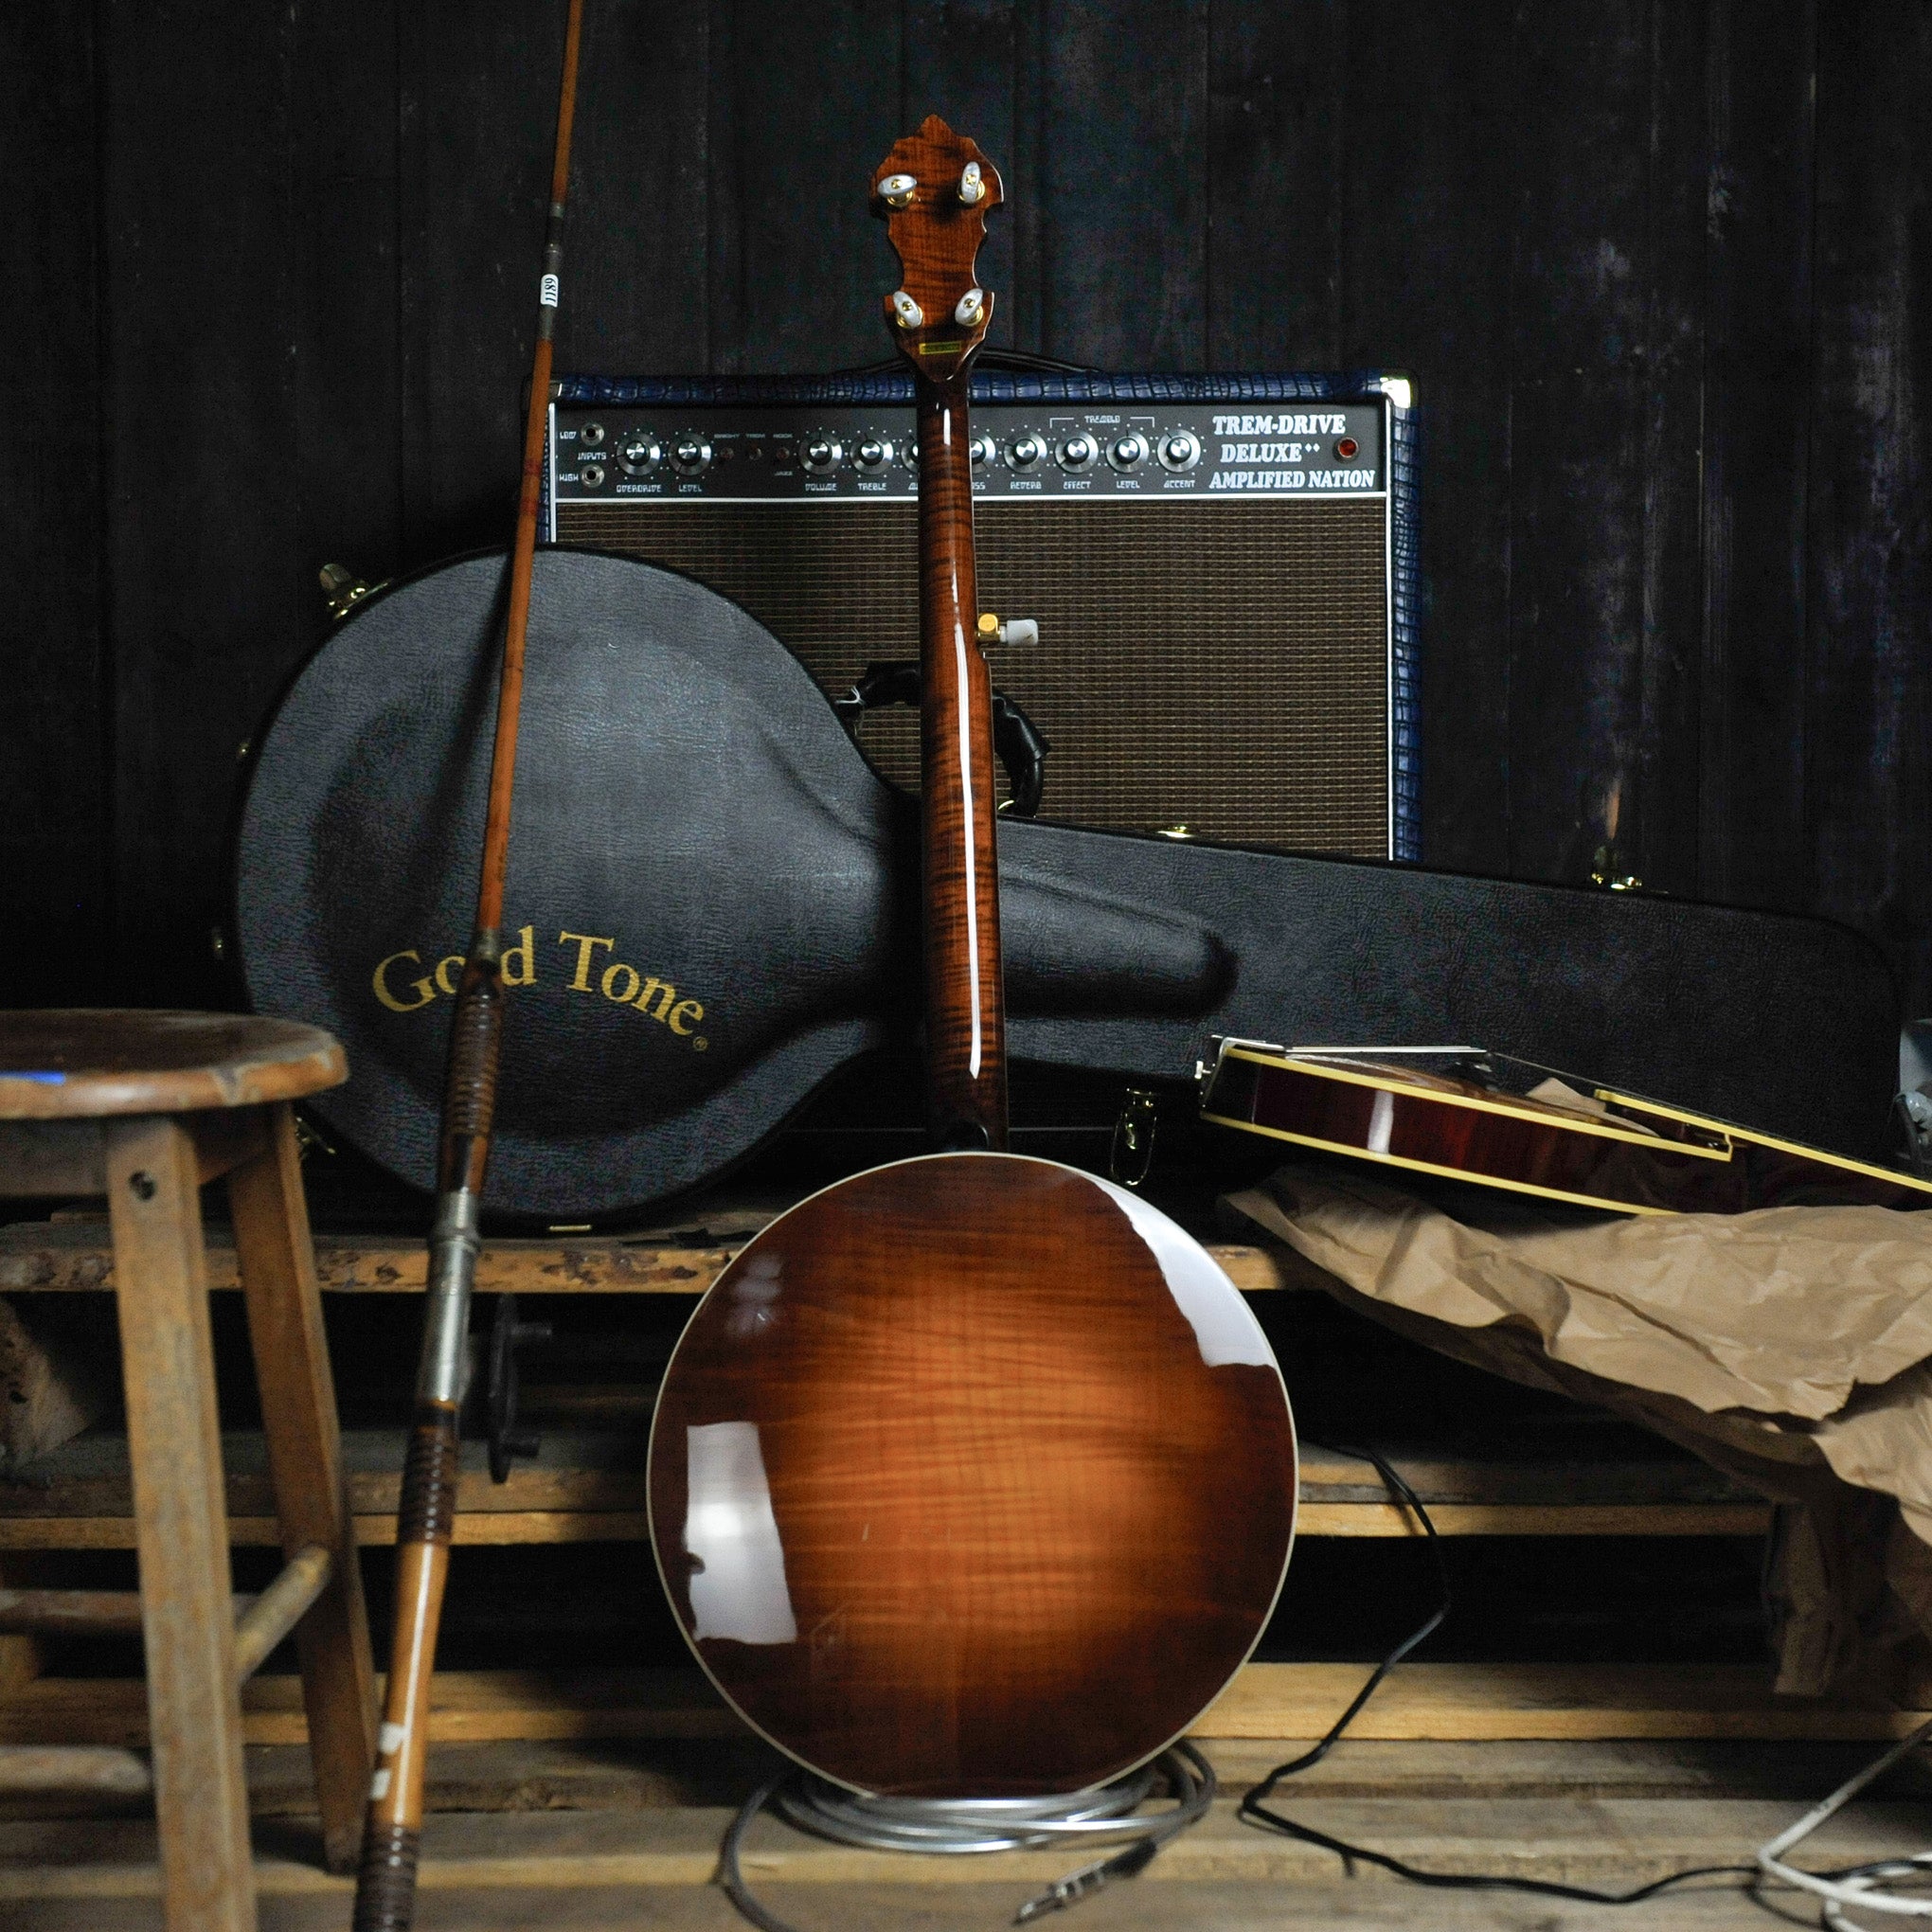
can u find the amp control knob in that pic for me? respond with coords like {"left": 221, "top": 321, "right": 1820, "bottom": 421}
{"left": 802, "top": 435, "right": 845, "bottom": 474}
{"left": 853, "top": 436, "right": 894, "bottom": 471}
{"left": 617, "top": 434, "right": 661, "bottom": 475}
{"left": 1107, "top": 432, "right": 1149, "bottom": 472}
{"left": 1157, "top": 429, "right": 1201, "bottom": 473}
{"left": 670, "top": 436, "right": 713, "bottom": 476}
{"left": 1008, "top": 434, "right": 1046, "bottom": 469}
{"left": 1057, "top": 433, "right": 1097, "bottom": 472}
{"left": 971, "top": 434, "right": 996, "bottom": 467}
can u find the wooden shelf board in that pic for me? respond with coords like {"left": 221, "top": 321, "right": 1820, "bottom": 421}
{"left": 0, "top": 1661, "right": 1921, "bottom": 1752}
{"left": 1297, "top": 1501, "right": 1769, "bottom": 1537}
{"left": 0, "top": 1220, "right": 1295, "bottom": 1294}
{"left": 13, "top": 1734, "right": 1932, "bottom": 1929}
{"left": 0, "top": 1428, "right": 1771, "bottom": 1545}
{"left": 0, "top": 1501, "right": 1772, "bottom": 1549}
{"left": 1295, "top": 1446, "right": 1756, "bottom": 1508}
{"left": 1210, "top": 1662, "right": 1932, "bottom": 1741}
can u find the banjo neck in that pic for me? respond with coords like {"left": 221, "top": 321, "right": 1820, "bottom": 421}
{"left": 914, "top": 376, "right": 1007, "bottom": 1148}
{"left": 874, "top": 116, "right": 1009, "bottom": 1152}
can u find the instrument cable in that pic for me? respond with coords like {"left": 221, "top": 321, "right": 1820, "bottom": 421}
{"left": 718, "top": 1439, "right": 1923, "bottom": 1926}
{"left": 1240, "top": 1440, "right": 1782, "bottom": 1908}
{"left": 1755, "top": 1712, "right": 1932, "bottom": 1926}
{"left": 719, "top": 1744, "right": 1216, "bottom": 1930}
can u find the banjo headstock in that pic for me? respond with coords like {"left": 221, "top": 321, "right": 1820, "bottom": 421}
{"left": 871, "top": 116, "right": 1003, "bottom": 380}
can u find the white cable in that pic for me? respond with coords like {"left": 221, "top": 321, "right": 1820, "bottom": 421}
{"left": 1757, "top": 1714, "right": 1932, "bottom": 1925}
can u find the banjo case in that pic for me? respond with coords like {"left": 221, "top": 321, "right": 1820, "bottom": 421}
{"left": 235, "top": 547, "right": 1903, "bottom": 1219}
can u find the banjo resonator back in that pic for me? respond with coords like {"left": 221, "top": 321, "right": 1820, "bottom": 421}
{"left": 647, "top": 1154, "right": 1295, "bottom": 1795}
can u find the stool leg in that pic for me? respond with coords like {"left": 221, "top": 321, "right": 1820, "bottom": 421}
{"left": 105, "top": 1115, "right": 257, "bottom": 1932}
{"left": 228, "top": 1102, "right": 377, "bottom": 1874}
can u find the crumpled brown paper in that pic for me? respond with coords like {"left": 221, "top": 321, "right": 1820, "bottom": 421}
{"left": 1226, "top": 1168, "right": 1932, "bottom": 1700}
{"left": 0, "top": 1295, "right": 106, "bottom": 1472}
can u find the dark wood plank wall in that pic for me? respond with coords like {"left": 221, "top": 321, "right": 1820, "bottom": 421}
{"left": 4, "top": 9, "right": 107, "bottom": 1004}
{"left": 6, "top": 1, "right": 1930, "bottom": 1033}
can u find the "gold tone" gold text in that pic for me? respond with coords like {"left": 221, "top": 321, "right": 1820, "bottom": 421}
{"left": 372, "top": 925, "right": 707, "bottom": 1050}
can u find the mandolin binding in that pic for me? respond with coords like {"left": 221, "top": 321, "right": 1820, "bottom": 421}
{"left": 1201, "top": 1038, "right": 1932, "bottom": 1214}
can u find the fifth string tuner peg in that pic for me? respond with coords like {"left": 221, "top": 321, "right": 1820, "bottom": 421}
{"left": 976, "top": 612, "right": 1040, "bottom": 649}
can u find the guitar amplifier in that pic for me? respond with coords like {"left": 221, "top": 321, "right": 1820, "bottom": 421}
{"left": 545, "top": 372, "right": 1418, "bottom": 858}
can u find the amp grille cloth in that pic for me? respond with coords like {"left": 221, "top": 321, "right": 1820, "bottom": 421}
{"left": 554, "top": 497, "right": 1390, "bottom": 854}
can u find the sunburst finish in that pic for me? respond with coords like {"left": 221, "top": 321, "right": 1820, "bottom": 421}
{"left": 649, "top": 1155, "right": 1295, "bottom": 1795}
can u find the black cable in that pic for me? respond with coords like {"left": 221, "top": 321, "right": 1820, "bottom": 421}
{"left": 719, "top": 1770, "right": 797, "bottom": 1932}
{"left": 1239, "top": 1440, "right": 1758, "bottom": 1903}
{"left": 974, "top": 349, "right": 1100, "bottom": 375}
{"left": 724, "top": 1439, "right": 1765, "bottom": 1925}
{"left": 1242, "top": 1805, "right": 1756, "bottom": 1905}
{"left": 828, "top": 348, "right": 1099, "bottom": 377}
{"left": 1249, "top": 1441, "right": 1449, "bottom": 1784}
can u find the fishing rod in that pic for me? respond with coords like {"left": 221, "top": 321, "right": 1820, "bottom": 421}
{"left": 351, "top": 4, "right": 586, "bottom": 1923}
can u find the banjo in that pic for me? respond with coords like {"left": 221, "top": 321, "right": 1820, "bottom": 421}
{"left": 645, "top": 118, "right": 1297, "bottom": 1800}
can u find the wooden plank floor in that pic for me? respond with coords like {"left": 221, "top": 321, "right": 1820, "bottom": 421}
{"left": 6, "top": 1739, "right": 1930, "bottom": 1928}
{"left": 0, "top": 1872, "right": 1841, "bottom": 1931}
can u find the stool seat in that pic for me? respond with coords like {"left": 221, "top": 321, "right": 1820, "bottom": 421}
{"left": 0, "top": 1011, "right": 344, "bottom": 1119}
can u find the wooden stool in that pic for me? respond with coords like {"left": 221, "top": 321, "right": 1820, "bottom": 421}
{"left": 0, "top": 1011, "right": 376, "bottom": 1930}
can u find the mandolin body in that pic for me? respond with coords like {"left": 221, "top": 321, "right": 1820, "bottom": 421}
{"left": 1200, "top": 1042, "right": 1932, "bottom": 1215}
{"left": 646, "top": 1151, "right": 1296, "bottom": 1796}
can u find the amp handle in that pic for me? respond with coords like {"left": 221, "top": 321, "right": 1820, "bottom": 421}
{"left": 833, "top": 659, "right": 1050, "bottom": 817}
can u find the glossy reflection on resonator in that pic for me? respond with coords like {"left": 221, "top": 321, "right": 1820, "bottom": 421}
{"left": 683, "top": 1422, "right": 797, "bottom": 1645}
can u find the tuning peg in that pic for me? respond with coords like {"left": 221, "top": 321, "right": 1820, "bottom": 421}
{"left": 958, "top": 161, "right": 986, "bottom": 206}
{"left": 879, "top": 172, "right": 917, "bottom": 210}
{"left": 890, "top": 290, "right": 924, "bottom": 331}
{"left": 954, "top": 287, "right": 986, "bottom": 327}
{"left": 976, "top": 613, "right": 1039, "bottom": 648}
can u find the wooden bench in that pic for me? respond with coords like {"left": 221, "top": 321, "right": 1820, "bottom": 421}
{"left": 0, "top": 1188, "right": 1788, "bottom": 1765}
{"left": 0, "top": 1212, "right": 1775, "bottom": 1538}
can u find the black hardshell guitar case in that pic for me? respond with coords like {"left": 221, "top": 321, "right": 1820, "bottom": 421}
{"left": 235, "top": 548, "right": 1903, "bottom": 1218}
